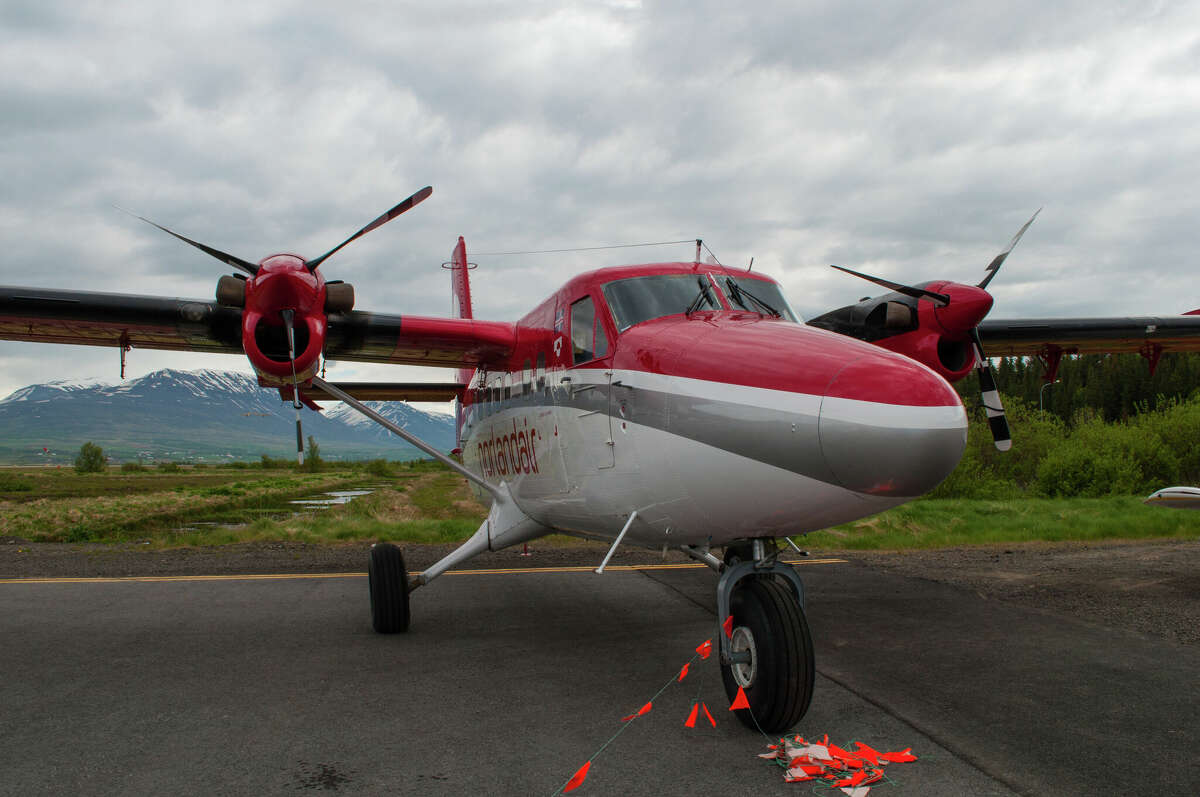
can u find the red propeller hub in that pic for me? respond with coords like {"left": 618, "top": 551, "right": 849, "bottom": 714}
{"left": 241, "top": 254, "right": 328, "bottom": 386}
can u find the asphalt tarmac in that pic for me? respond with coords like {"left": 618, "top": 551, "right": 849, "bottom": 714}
{"left": 1, "top": 557, "right": 1196, "bottom": 796}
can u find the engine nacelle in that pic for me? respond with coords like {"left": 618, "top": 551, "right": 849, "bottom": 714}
{"left": 872, "top": 281, "right": 994, "bottom": 382}
{"left": 239, "top": 254, "right": 327, "bottom": 387}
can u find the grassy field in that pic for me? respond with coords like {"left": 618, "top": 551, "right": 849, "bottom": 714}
{"left": 1, "top": 461, "right": 1197, "bottom": 549}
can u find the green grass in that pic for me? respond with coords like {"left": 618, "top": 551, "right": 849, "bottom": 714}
{"left": 4, "top": 461, "right": 1197, "bottom": 550}
{"left": 802, "top": 496, "right": 1200, "bottom": 551}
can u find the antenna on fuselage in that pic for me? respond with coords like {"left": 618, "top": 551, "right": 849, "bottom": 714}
{"left": 695, "top": 239, "right": 702, "bottom": 262}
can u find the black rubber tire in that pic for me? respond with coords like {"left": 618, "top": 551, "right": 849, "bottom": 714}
{"left": 721, "top": 576, "right": 815, "bottom": 733}
{"left": 368, "top": 543, "right": 410, "bottom": 633}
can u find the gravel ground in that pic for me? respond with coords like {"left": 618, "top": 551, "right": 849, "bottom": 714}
{"left": 3, "top": 536, "right": 1197, "bottom": 646}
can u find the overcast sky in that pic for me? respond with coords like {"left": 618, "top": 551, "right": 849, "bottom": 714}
{"left": 3, "top": 0, "right": 1199, "bottom": 407}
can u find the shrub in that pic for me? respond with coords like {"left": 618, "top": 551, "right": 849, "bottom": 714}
{"left": 120, "top": 463, "right": 148, "bottom": 473}
{"left": 300, "top": 436, "right": 323, "bottom": 472}
{"left": 158, "top": 462, "right": 182, "bottom": 473}
{"left": 74, "top": 442, "right": 107, "bottom": 474}
{"left": 364, "top": 458, "right": 393, "bottom": 477}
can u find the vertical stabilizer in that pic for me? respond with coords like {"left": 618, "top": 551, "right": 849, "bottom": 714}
{"left": 448, "top": 237, "right": 476, "bottom": 450}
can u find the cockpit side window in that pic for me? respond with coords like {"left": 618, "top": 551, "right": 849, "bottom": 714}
{"left": 601, "top": 274, "right": 722, "bottom": 332}
{"left": 571, "top": 296, "right": 597, "bottom": 364}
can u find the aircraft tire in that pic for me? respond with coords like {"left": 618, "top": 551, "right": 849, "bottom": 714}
{"left": 368, "top": 543, "right": 410, "bottom": 633}
{"left": 721, "top": 576, "right": 814, "bottom": 733}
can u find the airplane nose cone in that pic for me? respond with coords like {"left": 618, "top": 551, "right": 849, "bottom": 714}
{"left": 818, "top": 355, "right": 967, "bottom": 497}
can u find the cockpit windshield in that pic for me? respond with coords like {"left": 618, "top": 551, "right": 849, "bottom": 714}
{"left": 602, "top": 274, "right": 721, "bottom": 332}
{"left": 722, "top": 276, "right": 799, "bottom": 322}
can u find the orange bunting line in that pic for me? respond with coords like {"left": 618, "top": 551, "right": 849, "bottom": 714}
{"left": 729, "top": 686, "right": 750, "bottom": 711}
{"left": 702, "top": 702, "right": 716, "bottom": 727}
{"left": 637, "top": 701, "right": 652, "bottom": 717}
{"left": 696, "top": 639, "right": 712, "bottom": 659}
{"left": 722, "top": 615, "right": 734, "bottom": 638}
{"left": 684, "top": 703, "right": 699, "bottom": 728}
{"left": 563, "top": 761, "right": 591, "bottom": 793}
{"left": 677, "top": 662, "right": 689, "bottom": 682}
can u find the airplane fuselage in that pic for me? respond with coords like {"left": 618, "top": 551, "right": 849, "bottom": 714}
{"left": 460, "top": 261, "right": 968, "bottom": 548}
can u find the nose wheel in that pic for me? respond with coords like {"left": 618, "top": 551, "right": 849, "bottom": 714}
{"left": 718, "top": 548, "right": 814, "bottom": 733}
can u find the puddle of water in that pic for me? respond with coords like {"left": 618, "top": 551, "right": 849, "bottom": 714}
{"left": 289, "top": 489, "right": 374, "bottom": 507}
{"left": 175, "top": 485, "right": 382, "bottom": 534}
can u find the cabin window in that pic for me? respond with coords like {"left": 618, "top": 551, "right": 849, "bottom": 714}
{"left": 602, "top": 274, "right": 721, "bottom": 332}
{"left": 522, "top": 359, "right": 532, "bottom": 396}
{"left": 721, "top": 276, "right": 799, "bottom": 322}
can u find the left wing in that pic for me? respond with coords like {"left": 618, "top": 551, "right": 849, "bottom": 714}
{"left": 0, "top": 285, "right": 516, "bottom": 371}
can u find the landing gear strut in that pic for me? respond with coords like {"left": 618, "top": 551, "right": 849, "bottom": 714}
{"left": 718, "top": 539, "right": 814, "bottom": 733}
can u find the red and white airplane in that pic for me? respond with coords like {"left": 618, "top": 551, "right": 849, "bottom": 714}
{"left": 4, "top": 187, "right": 1200, "bottom": 733}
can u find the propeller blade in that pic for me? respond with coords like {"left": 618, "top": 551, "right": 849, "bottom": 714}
{"left": 281, "top": 308, "right": 305, "bottom": 465}
{"left": 830, "top": 264, "right": 950, "bottom": 306}
{"left": 979, "top": 208, "right": 1041, "bottom": 290}
{"left": 305, "top": 185, "right": 433, "bottom": 272}
{"left": 970, "top": 328, "right": 1011, "bottom": 451}
{"left": 118, "top": 208, "right": 259, "bottom": 276}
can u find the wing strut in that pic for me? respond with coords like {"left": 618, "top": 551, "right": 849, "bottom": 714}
{"left": 309, "top": 375, "right": 500, "bottom": 499}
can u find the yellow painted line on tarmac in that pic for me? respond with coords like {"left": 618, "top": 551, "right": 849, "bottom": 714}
{"left": 0, "top": 558, "right": 846, "bottom": 586}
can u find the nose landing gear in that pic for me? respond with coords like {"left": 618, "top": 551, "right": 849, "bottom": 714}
{"left": 718, "top": 540, "right": 814, "bottom": 733}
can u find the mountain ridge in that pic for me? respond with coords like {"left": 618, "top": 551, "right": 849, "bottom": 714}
{"left": 0, "top": 368, "right": 456, "bottom": 464}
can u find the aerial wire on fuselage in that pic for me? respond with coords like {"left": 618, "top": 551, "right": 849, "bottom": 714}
{"left": 470, "top": 239, "right": 696, "bottom": 256}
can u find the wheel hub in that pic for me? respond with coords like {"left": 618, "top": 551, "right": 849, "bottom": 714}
{"left": 730, "top": 625, "right": 758, "bottom": 688}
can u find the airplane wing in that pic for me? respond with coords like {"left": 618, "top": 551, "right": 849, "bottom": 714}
{"left": 977, "top": 315, "right": 1200, "bottom": 356}
{"left": 0, "top": 285, "right": 515, "bottom": 370}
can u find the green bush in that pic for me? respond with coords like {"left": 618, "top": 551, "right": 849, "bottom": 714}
{"left": 157, "top": 462, "right": 182, "bottom": 473}
{"left": 74, "top": 442, "right": 107, "bottom": 474}
{"left": 299, "top": 436, "right": 323, "bottom": 472}
{"left": 120, "top": 463, "right": 148, "bottom": 473}
{"left": 364, "top": 458, "right": 393, "bottom": 477}
{"left": 260, "top": 454, "right": 292, "bottom": 469}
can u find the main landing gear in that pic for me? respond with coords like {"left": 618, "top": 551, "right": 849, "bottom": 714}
{"left": 368, "top": 543, "right": 410, "bottom": 633}
{"left": 718, "top": 539, "right": 814, "bottom": 733}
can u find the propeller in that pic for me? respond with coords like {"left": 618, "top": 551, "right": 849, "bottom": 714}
{"left": 830, "top": 210, "right": 1041, "bottom": 451}
{"left": 123, "top": 187, "right": 434, "bottom": 462}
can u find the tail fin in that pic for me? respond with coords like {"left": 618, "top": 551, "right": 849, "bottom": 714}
{"left": 447, "top": 237, "right": 476, "bottom": 452}
{"left": 1187, "top": 308, "right": 1200, "bottom": 316}
{"left": 449, "top": 236, "right": 474, "bottom": 321}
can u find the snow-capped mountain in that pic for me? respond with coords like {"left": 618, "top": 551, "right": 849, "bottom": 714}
{"left": 0, "top": 369, "right": 455, "bottom": 464}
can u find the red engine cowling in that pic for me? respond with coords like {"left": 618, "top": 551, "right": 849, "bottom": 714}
{"left": 241, "top": 254, "right": 327, "bottom": 387}
{"left": 873, "top": 281, "right": 994, "bottom": 383}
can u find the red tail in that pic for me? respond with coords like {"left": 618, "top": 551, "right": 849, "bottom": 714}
{"left": 1187, "top": 308, "right": 1200, "bottom": 316}
{"left": 448, "top": 237, "right": 476, "bottom": 451}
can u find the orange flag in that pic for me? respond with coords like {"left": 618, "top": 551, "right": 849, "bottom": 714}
{"left": 696, "top": 640, "right": 712, "bottom": 659}
{"left": 684, "top": 703, "right": 699, "bottom": 728}
{"left": 729, "top": 686, "right": 750, "bottom": 711}
{"left": 563, "top": 761, "right": 591, "bottom": 793}
{"left": 722, "top": 615, "right": 734, "bottom": 638}
{"left": 677, "top": 662, "right": 689, "bottom": 682}
{"left": 637, "top": 701, "right": 652, "bottom": 717}
{"left": 702, "top": 702, "right": 716, "bottom": 726}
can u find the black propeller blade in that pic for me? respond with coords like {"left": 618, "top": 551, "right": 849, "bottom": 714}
{"left": 119, "top": 208, "right": 259, "bottom": 276}
{"left": 829, "top": 265, "right": 950, "bottom": 306}
{"left": 280, "top": 309, "right": 305, "bottom": 466}
{"left": 970, "top": 328, "right": 1011, "bottom": 451}
{"left": 979, "top": 208, "right": 1041, "bottom": 290}
{"left": 305, "top": 185, "right": 433, "bottom": 272}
